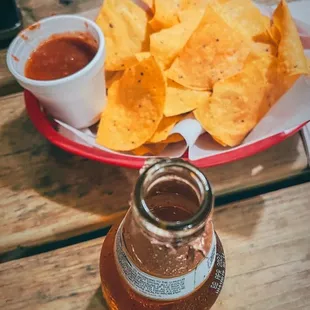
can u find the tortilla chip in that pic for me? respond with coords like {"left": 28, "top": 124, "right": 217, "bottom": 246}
{"left": 198, "top": 53, "right": 299, "bottom": 147}
{"left": 215, "top": 0, "right": 270, "bottom": 39}
{"left": 149, "top": 0, "right": 181, "bottom": 31}
{"left": 135, "top": 52, "right": 152, "bottom": 62}
{"left": 269, "top": 23, "right": 281, "bottom": 45}
{"left": 97, "top": 56, "right": 165, "bottom": 151}
{"left": 96, "top": 0, "right": 151, "bottom": 71}
{"left": 252, "top": 54, "right": 298, "bottom": 119}
{"left": 166, "top": 6, "right": 250, "bottom": 90}
{"left": 251, "top": 41, "right": 277, "bottom": 58}
{"left": 105, "top": 71, "right": 115, "bottom": 89}
{"left": 147, "top": 143, "right": 168, "bottom": 154}
{"left": 148, "top": 115, "right": 182, "bottom": 143}
{"left": 162, "top": 133, "right": 184, "bottom": 143}
{"left": 262, "top": 73, "right": 299, "bottom": 119}
{"left": 165, "top": 79, "right": 211, "bottom": 116}
{"left": 247, "top": 53, "right": 299, "bottom": 121}
{"left": 210, "top": 0, "right": 277, "bottom": 61}
{"left": 105, "top": 71, "right": 123, "bottom": 89}
{"left": 249, "top": 55, "right": 278, "bottom": 119}
{"left": 150, "top": 9, "right": 202, "bottom": 69}
{"left": 251, "top": 25, "right": 277, "bottom": 59}
{"left": 271, "top": 0, "right": 308, "bottom": 75}
{"left": 132, "top": 143, "right": 167, "bottom": 155}
{"left": 194, "top": 58, "right": 266, "bottom": 146}
{"left": 181, "top": 0, "right": 213, "bottom": 10}
{"left": 132, "top": 145, "right": 151, "bottom": 156}
{"left": 307, "top": 57, "right": 310, "bottom": 75}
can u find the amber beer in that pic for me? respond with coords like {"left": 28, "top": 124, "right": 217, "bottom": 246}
{"left": 100, "top": 160, "right": 226, "bottom": 309}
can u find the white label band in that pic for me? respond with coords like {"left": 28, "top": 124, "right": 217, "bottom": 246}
{"left": 114, "top": 225, "right": 217, "bottom": 301}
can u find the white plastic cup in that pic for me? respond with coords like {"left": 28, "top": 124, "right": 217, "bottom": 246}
{"left": 7, "top": 15, "right": 106, "bottom": 129}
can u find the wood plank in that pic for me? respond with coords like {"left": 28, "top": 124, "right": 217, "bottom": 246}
{"left": 0, "top": 51, "right": 22, "bottom": 97}
{"left": 0, "top": 92, "right": 308, "bottom": 253}
{"left": 1, "top": 183, "right": 309, "bottom": 310}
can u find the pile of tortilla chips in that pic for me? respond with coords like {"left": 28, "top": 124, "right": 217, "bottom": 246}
{"left": 95, "top": 0, "right": 309, "bottom": 155}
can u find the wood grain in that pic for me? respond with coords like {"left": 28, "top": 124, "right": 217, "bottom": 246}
{"left": 1, "top": 183, "right": 309, "bottom": 310}
{"left": 0, "top": 91, "right": 308, "bottom": 254}
{"left": 0, "top": 93, "right": 308, "bottom": 254}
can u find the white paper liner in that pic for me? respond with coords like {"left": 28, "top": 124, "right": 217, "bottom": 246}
{"left": 56, "top": 2, "right": 310, "bottom": 160}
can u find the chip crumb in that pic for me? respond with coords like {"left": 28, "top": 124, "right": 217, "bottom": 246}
{"left": 28, "top": 23, "right": 40, "bottom": 31}
{"left": 20, "top": 33, "right": 29, "bottom": 40}
{"left": 11, "top": 55, "right": 19, "bottom": 62}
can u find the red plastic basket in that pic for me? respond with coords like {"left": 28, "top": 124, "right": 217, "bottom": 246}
{"left": 24, "top": 90, "right": 306, "bottom": 169}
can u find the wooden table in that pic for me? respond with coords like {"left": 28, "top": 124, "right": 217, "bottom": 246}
{"left": 1, "top": 183, "right": 309, "bottom": 310}
{"left": 0, "top": 0, "right": 310, "bottom": 309}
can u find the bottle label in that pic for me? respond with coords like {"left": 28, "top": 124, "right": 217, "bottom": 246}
{"left": 114, "top": 224, "right": 217, "bottom": 301}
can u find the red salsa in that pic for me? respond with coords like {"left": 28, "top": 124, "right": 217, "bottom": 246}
{"left": 25, "top": 32, "right": 98, "bottom": 81}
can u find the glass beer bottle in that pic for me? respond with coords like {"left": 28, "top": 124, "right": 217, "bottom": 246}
{"left": 100, "top": 160, "right": 226, "bottom": 310}
{"left": 0, "top": 0, "right": 22, "bottom": 48}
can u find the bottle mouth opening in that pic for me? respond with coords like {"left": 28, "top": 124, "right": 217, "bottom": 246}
{"left": 134, "top": 160, "right": 213, "bottom": 236}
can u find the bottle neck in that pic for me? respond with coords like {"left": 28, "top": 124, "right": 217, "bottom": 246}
{"left": 120, "top": 208, "right": 215, "bottom": 278}
{"left": 133, "top": 160, "right": 214, "bottom": 239}
{"left": 119, "top": 160, "right": 215, "bottom": 278}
